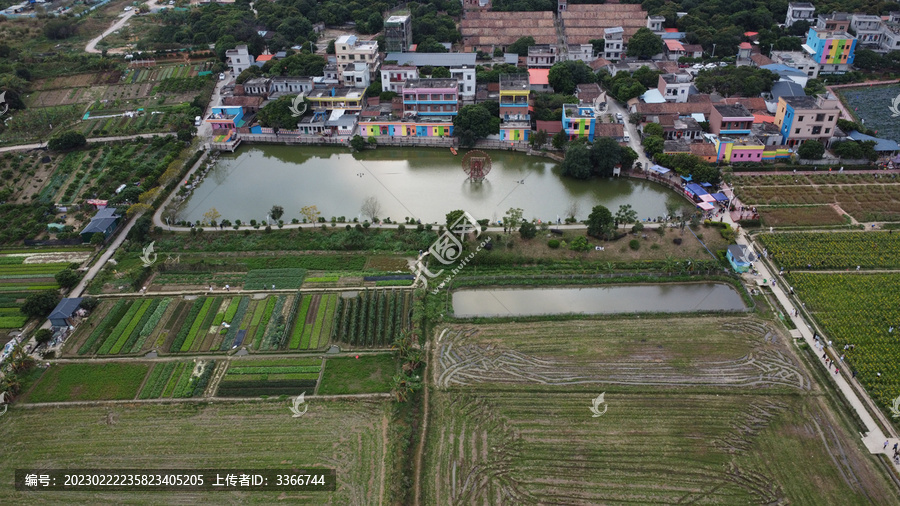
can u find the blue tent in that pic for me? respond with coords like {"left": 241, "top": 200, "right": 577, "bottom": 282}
{"left": 685, "top": 183, "right": 708, "bottom": 196}
{"left": 711, "top": 192, "right": 728, "bottom": 202}
{"left": 680, "top": 175, "right": 693, "bottom": 182}
{"left": 650, "top": 165, "right": 671, "bottom": 174}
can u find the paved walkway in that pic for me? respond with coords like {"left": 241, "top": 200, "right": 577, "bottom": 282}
{"left": 737, "top": 233, "right": 900, "bottom": 468}
{"left": 0, "top": 132, "right": 176, "bottom": 154}
{"left": 85, "top": 0, "right": 161, "bottom": 54}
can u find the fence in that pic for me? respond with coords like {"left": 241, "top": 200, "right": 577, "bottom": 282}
{"left": 238, "top": 134, "right": 348, "bottom": 146}
{"left": 371, "top": 137, "right": 455, "bottom": 148}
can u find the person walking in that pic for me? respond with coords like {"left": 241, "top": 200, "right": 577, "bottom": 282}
{"left": 884, "top": 440, "right": 889, "bottom": 450}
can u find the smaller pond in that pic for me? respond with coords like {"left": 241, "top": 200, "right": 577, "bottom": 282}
{"left": 451, "top": 283, "right": 746, "bottom": 317}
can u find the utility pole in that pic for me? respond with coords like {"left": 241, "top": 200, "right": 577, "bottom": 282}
{"left": 711, "top": 43, "right": 717, "bottom": 59}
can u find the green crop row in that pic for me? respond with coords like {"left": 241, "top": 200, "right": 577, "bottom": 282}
{"left": 139, "top": 362, "right": 177, "bottom": 399}
{"left": 222, "top": 297, "right": 250, "bottom": 350}
{"left": 181, "top": 297, "right": 217, "bottom": 352}
{"left": 227, "top": 366, "right": 321, "bottom": 375}
{"left": 78, "top": 300, "right": 128, "bottom": 355}
{"left": 169, "top": 298, "right": 205, "bottom": 352}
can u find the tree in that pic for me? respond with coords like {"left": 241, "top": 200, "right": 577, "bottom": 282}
{"left": 530, "top": 129, "right": 548, "bottom": 148}
{"left": 416, "top": 37, "right": 448, "bottom": 53}
{"left": 587, "top": 205, "right": 615, "bottom": 240}
{"left": 643, "top": 122, "right": 664, "bottom": 138}
{"left": 615, "top": 204, "right": 638, "bottom": 229}
{"left": 20, "top": 291, "right": 59, "bottom": 319}
{"left": 90, "top": 232, "right": 106, "bottom": 246}
{"left": 797, "top": 140, "right": 825, "bottom": 160}
{"left": 34, "top": 328, "right": 53, "bottom": 345}
{"left": 694, "top": 66, "right": 779, "bottom": 97}
{"left": 502, "top": 207, "right": 524, "bottom": 233}
{"left": 269, "top": 205, "right": 284, "bottom": 222}
{"left": 48, "top": 131, "right": 86, "bottom": 151}
{"left": 390, "top": 371, "right": 422, "bottom": 402}
{"left": 361, "top": 196, "right": 381, "bottom": 222}
{"left": 643, "top": 136, "right": 664, "bottom": 158}
{"left": 54, "top": 269, "right": 80, "bottom": 289}
{"left": 560, "top": 143, "right": 592, "bottom": 179}
{"left": 350, "top": 135, "right": 367, "bottom": 151}
{"left": 507, "top": 36, "right": 536, "bottom": 57}
{"left": 445, "top": 210, "right": 465, "bottom": 230}
{"left": 299, "top": 205, "right": 320, "bottom": 223}
{"left": 589, "top": 38, "right": 605, "bottom": 57}
{"left": 853, "top": 49, "right": 883, "bottom": 71}
{"left": 257, "top": 95, "right": 302, "bottom": 129}
{"left": 453, "top": 105, "right": 496, "bottom": 147}
{"left": 519, "top": 221, "right": 537, "bottom": 239}
{"left": 551, "top": 130, "right": 568, "bottom": 150}
{"left": 548, "top": 60, "right": 595, "bottom": 95}
{"left": 202, "top": 208, "right": 221, "bottom": 226}
{"left": 431, "top": 67, "right": 451, "bottom": 78}
{"left": 43, "top": 19, "right": 77, "bottom": 40}
{"left": 626, "top": 28, "right": 664, "bottom": 59}
{"left": 589, "top": 137, "right": 623, "bottom": 177}
{"left": 569, "top": 236, "right": 590, "bottom": 252}
{"left": 235, "top": 66, "right": 263, "bottom": 84}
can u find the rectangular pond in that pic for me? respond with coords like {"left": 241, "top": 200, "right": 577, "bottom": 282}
{"left": 451, "top": 283, "right": 747, "bottom": 317}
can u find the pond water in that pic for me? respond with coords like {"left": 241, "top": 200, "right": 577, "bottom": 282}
{"left": 182, "top": 145, "right": 682, "bottom": 224}
{"left": 451, "top": 283, "right": 747, "bottom": 317}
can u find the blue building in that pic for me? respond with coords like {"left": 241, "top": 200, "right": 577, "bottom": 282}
{"left": 726, "top": 244, "right": 755, "bottom": 273}
{"left": 562, "top": 104, "right": 597, "bottom": 141}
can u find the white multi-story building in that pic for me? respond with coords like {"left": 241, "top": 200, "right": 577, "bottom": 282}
{"left": 785, "top": 3, "right": 815, "bottom": 28}
{"left": 342, "top": 62, "right": 371, "bottom": 89}
{"left": 384, "top": 53, "right": 478, "bottom": 100}
{"left": 851, "top": 14, "right": 884, "bottom": 47}
{"left": 335, "top": 35, "right": 380, "bottom": 81}
{"left": 769, "top": 51, "right": 819, "bottom": 79}
{"left": 567, "top": 43, "right": 594, "bottom": 62}
{"left": 225, "top": 45, "right": 254, "bottom": 75}
{"left": 657, "top": 72, "right": 693, "bottom": 103}
{"left": 380, "top": 65, "right": 419, "bottom": 94}
{"left": 527, "top": 45, "right": 558, "bottom": 67}
{"left": 604, "top": 27, "right": 625, "bottom": 61}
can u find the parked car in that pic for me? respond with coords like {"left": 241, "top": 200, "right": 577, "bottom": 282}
{"left": 615, "top": 112, "right": 623, "bottom": 121}
{"left": 123, "top": 5, "right": 132, "bottom": 11}
{"left": 691, "top": 63, "right": 704, "bottom": 69}
{"left": 623, "top": 133, "right": 631, "bottom": 142}
{"left": 718, "top": 61, "right": 728, "bottom": 67}
{"left": 219, "top": 73, "right": 225, "bottom": 80}
{"left": 194, "top": 116, "right": 201, "bottom": 126}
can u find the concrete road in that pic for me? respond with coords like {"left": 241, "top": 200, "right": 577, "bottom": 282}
{"left": 85, "top": 0, "right": 160, "bottom": 54}
{"left": 605, "top": 98, "right": 651, "bottom": 170}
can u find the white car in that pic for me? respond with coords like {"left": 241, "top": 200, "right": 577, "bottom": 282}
{"left": 219, "top": 73, "right": 225, "bottom": 80}
{"left": 123, "top": 5, "right": 132, "bottom": 11}
{"left": 704, "top": 63, "right": 717, "bottom": 69}
{"left": 718, "top": 61, "right": 728, "bottom": 67}
{"left": 691, "top": 63, "right": 704, "bottom": 69}
{"left": 623, "top": 134, "right": 631, "bottom": 142}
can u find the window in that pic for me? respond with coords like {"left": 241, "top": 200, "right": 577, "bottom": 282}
{"left": 798, "top": 116, "right": 804, "bottom": 122}
{"left": 467, "top": 75, "right": 472, "bottom": 80}
{"left": 828, "top": 115, "right": 834, "bottom": 121}
{"left": 812, "top": 126, "right": 821, "bottom": 135}
{"left": 795, "top": 128, "right": 801, "bottom": 134}
{"left": 816, "top": 114, "right": 825, "bottom": 121}
{"left": 824, "top": 128, "right": 830, "bottom": 133}
{"left": 349, "top": 54, "right": 355, "bottom": 60}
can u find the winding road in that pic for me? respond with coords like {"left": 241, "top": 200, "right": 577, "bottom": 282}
{"left": 85, "top": 0, "right": 160, "bottom": 54}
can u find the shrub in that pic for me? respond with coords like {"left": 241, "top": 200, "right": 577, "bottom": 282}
{"left": 48, "top": 131, "right": 87, "bottom": 151}
{"left": 629, "top": 239, "right": 640, "bottom": 250}
{"left": 547, "top": 239, "right": 560, "bottom": 249}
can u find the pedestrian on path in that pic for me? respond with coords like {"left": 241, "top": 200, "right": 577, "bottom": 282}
{"left": 884, "top": 440, "right": 889, "bottom": 450}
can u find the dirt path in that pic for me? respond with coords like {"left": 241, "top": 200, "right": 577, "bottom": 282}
{"left": 379, "top": 409, "right": 389, "bottom": 506}
{"left": 15, "top": 392, "right": 392, "bottom": 409}
{"left": 85, "top": 0, "right": 161, "bottom": 54}
{"left": 0, "top": 132, "right": 178, "bottom": 153}
{"left": 413, "top": 331, "right": 440, "bottom": 506}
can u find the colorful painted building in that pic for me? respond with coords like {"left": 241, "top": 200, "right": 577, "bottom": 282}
{"left": 805, "top": 28, "right": 856, "bottom": 73}
{"left": 306, "top": 87, "right": 365, "bottom": 112}
{"left": 709, "top": 104, "right": 753, "bottom": 136}
{"left": 206, "top": 106, "right": 245, "bottom": 132}
{"left": 359, "top": 119, "right": 454, "bottom": 137}
{"left": 714, "top": 135, "right": 765, "bottom": 163}
{"left": 774, "top": 94, "right": 841, "bottom": 146}
{"left": 499, "top": 74, "right": 530, "bottom": 121}
{"left": 499, "top": 126, "right": 529, "bottom": 142}
{"left": 401, "top": 78, "right": 459, "bottom": 117}
{"left": 562, "top": 104, "right": 597, "bottom": 141}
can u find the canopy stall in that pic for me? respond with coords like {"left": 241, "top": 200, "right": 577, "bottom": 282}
{"left": 699, "top": 194, "right": 716, "bottom": 202}
{"left": 697, "top": 202, "right": 715, "bottom": 210}
{"left": 711, "top": 192, "right": 728, "bottom": 202}
{"left": 649, "top": 165, "right": 671, "bottom": 174}
{"left": 680, "top": 175, "right": 693, "bottom": 182}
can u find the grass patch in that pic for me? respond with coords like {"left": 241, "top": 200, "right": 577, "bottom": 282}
{"left": 318, "top": 354, "right": 395, "bottom": 395}
{"left": 24, "top": 363, "right": 149, "bottom": 403}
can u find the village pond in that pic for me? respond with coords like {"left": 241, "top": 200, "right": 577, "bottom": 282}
{"left": 451, "top": 283, "right": 747, "bottom": 317}
{"left": 181, "top": 146, "right": 683, "bottom": 224}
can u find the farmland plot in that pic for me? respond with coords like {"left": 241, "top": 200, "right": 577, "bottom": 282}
{"left": 334, "top": 289, "right": 412, "bottom": 348}
{"left": 840, "top": 85, "right": 900, "bottom": 143}
{"left": 422, "top": 317, "right": 895, "bottom": 504}
{"left": 759, "top": 231, "right": 900, "bottom": 270}
{"left": 0, "top": 401, "right": 389, "bottom": 504}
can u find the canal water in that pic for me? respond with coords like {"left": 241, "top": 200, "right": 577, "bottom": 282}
{"left": 451, "top": 283, "right": 747, "bottom": 317}
{"left": 182, "top": 145, "right": 682, "bottom": 224}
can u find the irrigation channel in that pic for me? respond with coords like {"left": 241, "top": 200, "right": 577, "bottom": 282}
{"left": 180, "top": 145, "right": 683, "bottom": 224}
{"left": 451, "top": 283, "right": 747, "bottom": 317}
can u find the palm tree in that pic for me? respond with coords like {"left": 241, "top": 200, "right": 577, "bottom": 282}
{"left": 663, "top": 254, "right": 678, "bottom": 275}
{"left": 390, "top": 372, "right": 422, "bottom": 403}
